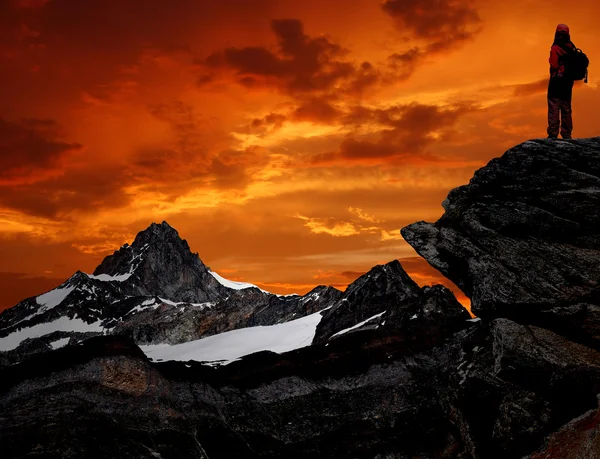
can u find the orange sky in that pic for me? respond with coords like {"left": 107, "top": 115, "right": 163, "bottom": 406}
{"left": 1, "top": 0, "right": 599, "bottom": 312}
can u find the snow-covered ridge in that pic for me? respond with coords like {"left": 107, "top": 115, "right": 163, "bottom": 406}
{"left": 0, "top": 317, "right": 104, "bottom": 352}
{"left": 208, "top": 270, "right": 269, "bottom": 293}
{"left": 330, "top": 311, "right": 386, "bottom": 339}
{"left": 208, "top": 270, "right": 303, "bottom": 297}
{"left": 87, "top": 272, "right": 133, "bottom": 282}
{"left": 5, "top": 286, "right": 76, "bottom": 330}
{"left": 87, "top": 242, "right": 150, "bottom": 282}
{"left": 141, "top": 309, "right": 328, "bottom": 366}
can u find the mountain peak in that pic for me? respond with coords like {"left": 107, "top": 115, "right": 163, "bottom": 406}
{"left": 93, "top": 221, "right": 189, "bottom": 278}
{"left": 89, "top": 222, "right": 232, "bottom": 303}
{"left": 131, "top": 221, "right": 183, "bottom": 248}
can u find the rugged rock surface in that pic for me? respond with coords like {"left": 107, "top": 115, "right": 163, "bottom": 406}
{"left": 2, "top": 315, "right": 598, "bottom": 458}
{"left": 401, "top": 138, "right": 600, "bottom": 348}
{"left": 113, "top": 285, "right": 343, "bottom": 345}
{"left": 434, "top": 318, "right": 600, "bottom": 459}
{"left": 526, "top": 396, "right": 600, "bottom": 459}
{"left": 0, "top": 337, "right": 210, "bottom": 459}
{"left": 313, "top": 260, "right": 471, "bottom": 344}
{"left": 94, "top": 221, "right": 231, "bottom": 303}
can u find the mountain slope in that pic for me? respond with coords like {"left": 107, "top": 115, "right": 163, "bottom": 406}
{"left": 0, "top": 221, "right": 345, "bottom": 360}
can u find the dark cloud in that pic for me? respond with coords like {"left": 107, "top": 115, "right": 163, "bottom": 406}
{"left": 136, "top": 101, "right": 269, "bottom": 189}
{"left": 0, "top": 0, "right": 278, "bottom": 111}
{"left": 243, "top": 98, "right": 343, "bottom": 134}
{"left": 0, "top": 117, "right": 82, "bottom": 184}
{"left": 0, "top": 0, "right": 45, "bottom": 58}
{"left": 237, "top": 112, "right": 288, "bottom": 138}
{"left": 209, "top": 146, "right": 271, "bottom": 189}
{"left": 310, "top": 102, "right": 478, "bottom": 165}
{"left": 292, "top": 98, "right": 343, "bottom": 123}
{"left": 199, "top": 19, "right": 382, "bottom": 97}
{"left": 382, "top": 0, "right": 482, "bottom": 45}
{"left": 382, "top": 0, "right": 483, "bottom": 78}
{"left": 130, "top": 145, "right": 270, "bottom": 193}
{"left": 35, "top": 0, "right": 274, "bottom": 54}
{"left": 12, "top": 0, "right": 50, "bottom": 9}
{"left": 251, "top": 112, "right": 287, "bottom": 131}
{"left": 387, "top": 48, "right": 425, "bottom": 79}
{"left": 0, "top": 164, "right": 134, "bottom": 218}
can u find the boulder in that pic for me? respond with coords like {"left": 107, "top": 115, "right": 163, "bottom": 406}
{"left": 402, "top": 138, "right": 600, "bottom": 348}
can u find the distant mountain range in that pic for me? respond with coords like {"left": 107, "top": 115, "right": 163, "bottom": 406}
{"left": 0, "top": 220, "right": 468, "bottom": 366}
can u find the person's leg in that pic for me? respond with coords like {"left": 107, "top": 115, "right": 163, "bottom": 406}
{"left": 547, "top": 98, "right": 560, "bottom": 138}
{"left": 560, "top": 99, "right": 573, "bottom": 139}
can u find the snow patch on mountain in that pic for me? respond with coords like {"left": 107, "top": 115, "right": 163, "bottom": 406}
{"left": 88, "top": 242, "right": 150, "bottom": 282}
{"left": 330, "top": 311, "right": 386, "bottom": 339}
{"left": 49, "top": 337, "right": 70, "bottom": 350}
{"left": 208, "top": 270, "right": 266, "bottom": 292}
{"left": 36, "top": 287, "right": 74, "bottom": 311}
{"left": 0, "top": 317, "right": 104, "bottom": 352}
{"left": 157, "top": 298, "right": 214, "bottom": 308}
{"left": 88, "top": 272, "right": 133, "bottom": 282}
{"left": 141, "top": 309, "right": 327, "bottom": 365}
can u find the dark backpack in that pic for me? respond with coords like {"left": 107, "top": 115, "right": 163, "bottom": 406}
{"left": 559, "top": 43, "right": 589, "bottom": 82}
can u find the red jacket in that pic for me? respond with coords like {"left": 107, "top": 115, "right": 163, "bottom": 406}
{"left": 549, "top": 42, "right": 574, "bottom": 78}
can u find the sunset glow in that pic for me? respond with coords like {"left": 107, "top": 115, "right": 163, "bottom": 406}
{"left": 1, "top": 0, "right": 599, "bottom": 311}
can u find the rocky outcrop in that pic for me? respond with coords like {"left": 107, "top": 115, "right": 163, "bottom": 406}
{"left": 2, "top": 314, "right": 598, "bottom": 459}
{"left": 401, "top": 138, "right": 600, "bottom": 348}
{"left": 0, "top": 336, "right": 210, "bottom": 459}
{"left": 112, "top": 285, "right": 343, "bottom": 345}
{"left": 434, "top": 318, "right": 600, "bottom": 459}
{"left": 526, "top": 396, "right": 600, "bottom": 459}
{"left": 313, "top": 260, "right": 471, "bottom": 344}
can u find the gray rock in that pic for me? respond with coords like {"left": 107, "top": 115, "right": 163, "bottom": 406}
{"left": 435, "top": 318, "right": 600, "bottom": 459}
{"left": 94, "top": 221, "right": 231, "bottom": 303}
{"left": 313, "top": 260, "right": 470, "bottom": 344}
{"left": 2, "top": 316, "right": 599, "bottom": 459}
{"left": 401, "top": 138, "right": 600, "bottom": 347}
{"left": 525, "top": 395, "right": 600, "bottom": 459}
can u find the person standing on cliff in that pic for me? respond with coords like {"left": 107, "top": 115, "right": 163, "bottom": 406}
{"left": 547, "top": 24, "right": 575, "bottom": 140}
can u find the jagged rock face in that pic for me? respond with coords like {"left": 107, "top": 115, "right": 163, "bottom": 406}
{"left": 434, "top": 318, "right": 600, "bottom": 459}
{"left": 200, "top": 284, "right": 343, "bottom": 334}
{"left": 0, "top": 337, "right": 209, "bottom": 459}
{"left": 112, "top": 286, "right": 343, "bottom": 345}
{"left": 526, "top": 396, "right": 600, "bottom": 459}
{"left": 401, "top": 138, "right": 600, "bottom": 347}
{"left": 2, "top": 315, "right": 599, "bottom": 459}
{"left": 94, "top": 221, "right": 230, "bottom": 303}
{"left": 0, "top": 335, "right": 460, "bottom": 459}
{"left": 313, "top": 260, "right": 471, "bottom": 344}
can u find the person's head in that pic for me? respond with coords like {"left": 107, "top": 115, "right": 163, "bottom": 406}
{"left": 554, "top": 23, "right": 570, "bottom": 43}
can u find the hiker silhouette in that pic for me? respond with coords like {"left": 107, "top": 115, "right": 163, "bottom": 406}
{"left": 547, "top": 24, "right": 575, "bottom": 140}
